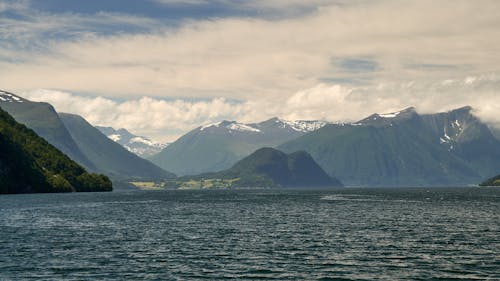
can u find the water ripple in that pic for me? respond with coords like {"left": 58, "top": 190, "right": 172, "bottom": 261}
{"left": 0, "top": 188, "right": 499, "bottom": 280}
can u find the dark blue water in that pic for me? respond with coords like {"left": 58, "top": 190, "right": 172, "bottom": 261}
{"left": 1, "top": 188, "right": 499, "bottom": 280}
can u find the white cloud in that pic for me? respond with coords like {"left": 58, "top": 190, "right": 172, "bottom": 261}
{"left": 2, "top": 0, "right": 499, "bottom": 100}
{"left": 21, "top": 89, "right": 250, "bottom": 142}
{"left": 3, "top": 0, "right": 500, "bottom": 141}
{"left": 21, "top": 74, "right": 500, "bottom": 142}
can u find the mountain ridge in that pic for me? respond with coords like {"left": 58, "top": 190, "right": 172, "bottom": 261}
{"left": 96, "top": 126, "right": 167, "bottom": 158}
{"left": 279, "top": 106, "right": 500, "bottom": 187}
{"left": 60, "top": 113, "right": 175, "bottom": 181}
{"left": 0, "top": 90, "right": 174, "bottom": 182}
{"left": 150, "top": 117, "right": 329, "bottom": 176}
{"left": 0, "top": 90, "right": 96, "bottom": 171}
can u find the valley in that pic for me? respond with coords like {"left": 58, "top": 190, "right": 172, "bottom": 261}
{"left": 1, "top": 90, "right": 499, "bottom": 192}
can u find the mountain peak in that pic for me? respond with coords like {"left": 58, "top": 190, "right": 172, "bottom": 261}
{"left": 448, "top": 105, "right": 473, "bottom": 115}
{"left": 200, "top": 120, "right": 262, "bottom": 133}
{"left": 95, "top": 125, "right": 167, "bottom": 158}
{"left": 258, "top": 117, "right": 328, "bottom": 133}
{"left": 226, "top": 147, "right": 342, "bottom": 188}
{"left": 376, "top": 107, "right": 416, "bottom": 118}
{"left": 358, "top": 107, "right": 419, "bottom": 126}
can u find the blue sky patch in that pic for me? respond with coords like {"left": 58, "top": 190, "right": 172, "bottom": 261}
{"left": 337, "top": 58, "right": 379, "bottom": 73}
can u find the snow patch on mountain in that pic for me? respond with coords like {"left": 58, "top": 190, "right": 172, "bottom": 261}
{"left": 378, "top": 111, "right": 401, "bottom": 118}
{"left": 200, "top": 121, "right": 261, "bottom": 133}
{"left": 130, "top": 136, "right": 160, "bottom": 147}
{"left": 276, "top": 118, "right": 327, "bottom": 132}
{"left": 200, "top": 122, "right": 223, "bottom": 131}
{"left": 108, "top": 134, "right": 121, "bottom": 142}
{"left": 227, "top": 123, "right": 261, "bottom": 133}
{"left": 97, "top": 126, "right": 167, "bottom": 158}
{"left": 439, "top": 119, "right": 467, "bottom": 150}
{"left": 0, "top": 91, "right": 23, "bottom": 103}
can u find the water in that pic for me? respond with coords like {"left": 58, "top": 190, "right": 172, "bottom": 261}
{"left": 0, "top": 188, "right": 499, "bottom": 280}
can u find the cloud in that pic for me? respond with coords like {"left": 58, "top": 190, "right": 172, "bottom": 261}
{"left": 1, "top": 0, "right": 499, "bottom": 100}
{"left": 2, "top": 0, "right": 500, "bottom": 142}
{"left": 284, "top": 74, "right": 500, "bottom": 125}
{"left": 21, "top": 89, "right": 250, "bottom": 141}
{"left": 20, "top": 74, "right": 500, "bottom": 142}
{"left": 0, "top": 3, "right": 160, "bottom": 50}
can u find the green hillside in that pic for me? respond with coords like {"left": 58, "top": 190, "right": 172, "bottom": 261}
{"left": 0, "top": 108, "right": 112, "bottom": 194}
{"left": 168, "top": 147, "right": 342, "bottom": 189}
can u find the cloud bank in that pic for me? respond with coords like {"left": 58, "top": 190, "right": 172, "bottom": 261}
{"left": 22, "top": 74, "right": 500, "bottom": 141}
{"left": 2, "top": 0, "right": 500, "bottom": 100}
{"left": 2, "top": 0, "right": 500, "bottom": 140}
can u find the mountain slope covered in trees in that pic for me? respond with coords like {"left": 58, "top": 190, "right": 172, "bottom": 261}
{"left": 0, "top": 108, "right": 112, "bottom": 194}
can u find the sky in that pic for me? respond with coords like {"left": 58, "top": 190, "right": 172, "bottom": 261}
{"left": 1, "top": 0, "right": 500, "bottom": 142}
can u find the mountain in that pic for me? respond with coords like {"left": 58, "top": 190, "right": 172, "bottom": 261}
{"left": 479, "top": 174, "right": 500, "bottom": 186}
{"left": 0, "top": 90, "right": 95, "bottom": 170}
{"left": 96, "top": 126, "right": 167, "bottom": 158}
{"left": 171, "top": 147, "right": 342, "bottom": 189}
{"left": 490, "top": 126, "right": 500, "bottom": 141}
{"left": 0, "top": 90, "right": 174, "bottom": 182}
{"left": 421, "top": 106, "right": 500, "bottom": 179}
{"left": 279, "top": 107, "right": 500, "bottom": 187}
{"left": 59, "top": 113, "right": 175, "bottom": 181}
{"left": 150, "top": 118, "right": 328, "bottom": 176}
{"left": 0, "top": 108, "right": 112, "bottom": 194}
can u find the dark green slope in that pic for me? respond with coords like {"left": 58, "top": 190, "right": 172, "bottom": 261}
{"left": 181, "top": 147, "right": 342, "bottom": 188}
{"left": 226, "top": 148, "right": 342, "bottom": 188}
{"left": 0, "top": 108, "right": 111, "bottom": 194}
{"left": 279, "top": 108, "right": 481, "bottom": 187}
{"left": 59, "top": 113, "right": 175, "bottom": 181}
{"left": 0, "top": 91, "right": 95, "bottom": 170}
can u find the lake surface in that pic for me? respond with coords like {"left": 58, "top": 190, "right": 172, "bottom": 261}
{"left": 1, "top": 188, "right": 499, "bottom": 280}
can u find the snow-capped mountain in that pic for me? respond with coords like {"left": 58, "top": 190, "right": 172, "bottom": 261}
{"left": 96, "top": 126, "right": 168, "bottom": 158}
{"left": 279, "top": 106, "right": 500, "bottom": 187}
{"left": 200, "top": 121, "right": 262, "bottom": 133}
{"left": 357, "top": 107, "right": 419, "bottom": 127}
{"left": 259, "top": 118, "right": 328, "bottom": 133}
{"left": 150, "top": 117, "right": 329, "bottom": 176}
{"left": 199, "top": 118, "right": 328, "bottom": 134}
